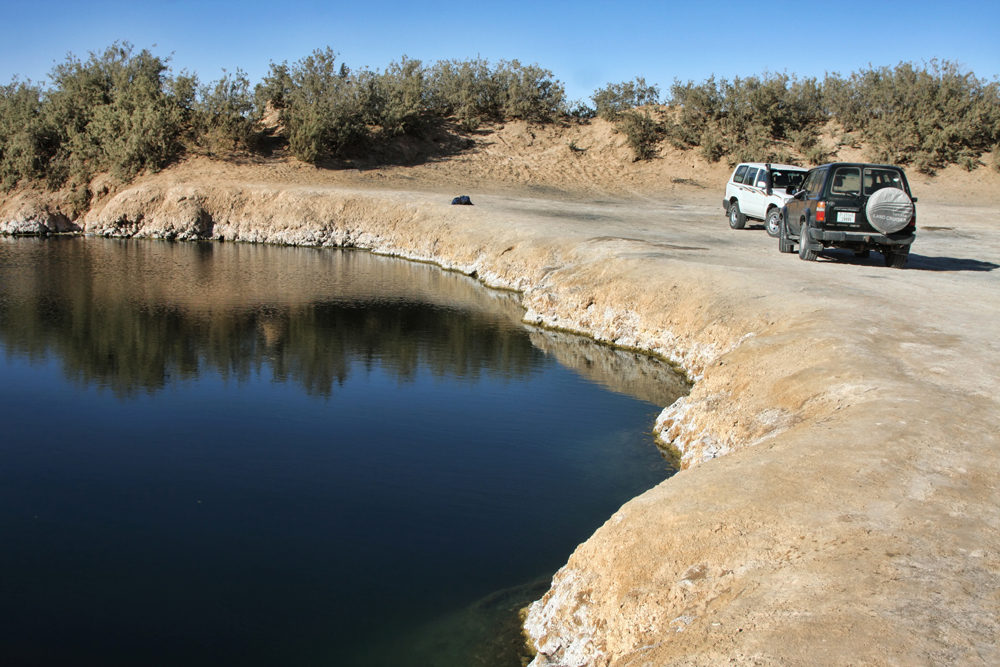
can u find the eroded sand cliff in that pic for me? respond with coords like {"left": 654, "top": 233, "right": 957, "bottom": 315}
{"left": 3, "top": 124, "right": 1000, "bottom": 664}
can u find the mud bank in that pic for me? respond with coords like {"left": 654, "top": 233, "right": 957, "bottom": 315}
{"left": 5, "top": 178, "right": 1000, "bottom": 666}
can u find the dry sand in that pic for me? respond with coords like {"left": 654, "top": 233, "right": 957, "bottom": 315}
{"left": 3, "top": 118, "right": 1000, "bottom": 665}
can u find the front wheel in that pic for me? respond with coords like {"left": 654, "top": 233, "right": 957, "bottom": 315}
{"left": 765, "top": 208, "right": 782, "bottom": 238}
{"left": 778, "top": 217, "right": 795, "bottom": 253}
{"left": 728, "top": 201, "right": 746, "bottom": 230}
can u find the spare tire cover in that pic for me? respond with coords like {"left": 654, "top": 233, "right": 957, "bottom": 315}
{"left": 866, "top": 188, "right": 914, "bottom": 234}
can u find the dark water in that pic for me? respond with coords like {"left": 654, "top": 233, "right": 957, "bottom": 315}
{"left": 0, "top": 237, "right": 686, "bottom": 667}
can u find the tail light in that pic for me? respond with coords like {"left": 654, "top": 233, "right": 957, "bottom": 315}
{"left": 816, "top": 201, "right": 826, "bottom": 223}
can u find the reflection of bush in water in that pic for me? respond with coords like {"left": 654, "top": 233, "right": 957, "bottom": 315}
{"left": 0, "top": 294, "right": 541, "bottom": 399}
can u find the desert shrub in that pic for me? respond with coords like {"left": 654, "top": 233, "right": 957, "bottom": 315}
{"left": 255, "top": 62, "right": 294, "bottom": 111}
{"left": 592, "top": 77, "right": 660, "bottom": 120}
{"left": 496, "top": 61, "right": 566, "bottom": 122}
{"left": 803, "top": 144, "right": 831, "bottom": 165}
{"left": 425, "top": 58, "right": 494, "bottom": 122}
{"left": 34, "top": 42, "right": 188, "bottom": 186}
{"left": 824, "top": 61, "right": 1000, "bottom": 173}
{"left": 695, "top": 124, "right": 725, "bottom": 162}
{"left": 616, "top": 110, "right": 663, "bottom": 161}
{"left": 277, "top": 48, "right": 371, "bottom": 162}
{"left": 426, "top": 58, "right": 565, "bottom": 124}
{"left": 55, "top": 43, "right": 185, "bottom": 182}
{"left": 669, "top": 72, "right": 824, "bottom": 164}
{"left": 566, "top": 100, "right": 596, "bottom": 119}
{"left": 0, "top": 79, "right": 55, "bottom": 190}
{"left": 371, "top": 57, "right": 426, "bottom": 135}
{"left": 195, "top": 69, "right": 259, "bottom": 152}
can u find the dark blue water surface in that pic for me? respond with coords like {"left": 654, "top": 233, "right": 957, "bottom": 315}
{"left": 0, "top": 237, "right": 686, "bottom": 667}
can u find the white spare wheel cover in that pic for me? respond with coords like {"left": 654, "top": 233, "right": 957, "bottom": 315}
{"left": 866, "top": 188, "right": 913, "bottom": 234}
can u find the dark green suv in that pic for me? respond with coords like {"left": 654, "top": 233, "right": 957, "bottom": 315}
{"left": 779, "top": 163, "right": 917, "bottom": 268}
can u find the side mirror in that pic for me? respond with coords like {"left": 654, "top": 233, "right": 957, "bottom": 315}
{"left": 786, "top": 186, "right": 797, "bottom": 196}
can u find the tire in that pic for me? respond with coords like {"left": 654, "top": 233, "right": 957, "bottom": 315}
{"left": 765, "top": 208, "right": 782, "bottom": 237}
{"left": 778, "top": 217, "right": 795, "bottom": 253}
{"left": 884, "top": 247, "right": 909, "bottom": 269}
{"left": 867, "top": 188, "right": 914, "bottom": 234}
{"left": 798, "top": 225, "right": 818, "bottom": 262}
{"left": 728, "top": 201, "right": 746, "bottom": 230}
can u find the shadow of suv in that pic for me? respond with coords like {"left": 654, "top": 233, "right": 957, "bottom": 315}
{"left": 779, "top": 162, "right": 917, "bottom": 268}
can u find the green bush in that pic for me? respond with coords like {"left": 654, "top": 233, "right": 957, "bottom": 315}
{"left": 4, "top": 45, "right": 998, "bottom": 191}
{"left": 47, "top": 43, "right": 185, "bottom": 183}
{"left": 668, "top": 72, "right": 824, "bottom": 165}
{"left": 425, "top": 58, "right": 565, "bottom": 124}
{"left": 616, "top": 110, "right": 663, "bottom": 161}
{"left": 195, "top": 69, "right": 259, "bottom": 152}
{"left": 591, "top": 77, "right": 659, "bottom": 120}
{"left": 0, "top": 79, "right": 53, "bottom": 190}
{"left": 372, "top": 57, "right": 426, "bottom": 135}
{"left": 824, "top": 61, "right": 1000, "bottom": 173}
{"left": 276, "top": 48, "right": 370, "bottom": 162}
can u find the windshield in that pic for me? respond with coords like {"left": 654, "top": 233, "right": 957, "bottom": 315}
{"left": 772, "top": 170, "right": 806, "bottom": 188}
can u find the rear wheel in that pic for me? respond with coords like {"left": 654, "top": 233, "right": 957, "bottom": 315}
{"left": 765, "top": 208, "right": 782, "bottom": 237}
{"left": 884, "top": 247, "right": 909, "bottom": 268}
{"left": 728, "top": 201, "right": 746, "bottom": 230}
{"left": 798, "top": 225, "right": 818, "bottom": 261}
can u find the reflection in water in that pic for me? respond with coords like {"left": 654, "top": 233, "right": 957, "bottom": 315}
{"left": 0, "top": 237, "right": 687, "bottom": 408}
{"left": 0, "top": 237, "right": 538, "bottom": 397}
{"left": 0, "top": 236, "right": 686, "bottom": 667}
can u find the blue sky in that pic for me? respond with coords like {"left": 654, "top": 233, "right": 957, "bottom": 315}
{"left": 2, "top": 0, "right": 997, "bottom": 102}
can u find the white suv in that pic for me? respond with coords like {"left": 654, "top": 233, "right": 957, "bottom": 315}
{"left": 723, "top": 162, "right": 808, "bottom": 237}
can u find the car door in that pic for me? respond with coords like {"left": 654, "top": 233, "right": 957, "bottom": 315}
{"left": 739, "top": 166, "right": 760, "bottom": 217}
{"left": 826, "top": 165, "right": 863, "bottom": 231}
{"left": 745, "top": 167, "right": 770, "bottom": 219}
{"left": 785, "top": 168, "right": 827, "bottom": 238}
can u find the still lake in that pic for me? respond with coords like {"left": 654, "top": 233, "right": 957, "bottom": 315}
{"left": 0, "top": 237, "right": 686, "bottom": 666}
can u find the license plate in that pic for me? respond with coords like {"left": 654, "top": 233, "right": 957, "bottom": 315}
{"left": 837, "top": 211, "right": 856, "bottom": 223}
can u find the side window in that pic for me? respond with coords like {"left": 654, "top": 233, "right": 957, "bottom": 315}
{"left": 803, "top": 169, "right": 826, "bottom": 196}
{"left": 830, "top": 167, "right": 861, "bottom": 197}
{"left": 733, "top": 165, "right": 748, "bottom": 184}
{"left": 743, "top": 168, "right": 759, "bottom": 187}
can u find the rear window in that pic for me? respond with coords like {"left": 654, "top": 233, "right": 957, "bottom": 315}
{"left": 772, "top": 170, "right": 806, "bottom": 188}
{"left": 829, "top": 167, "right": 862, "bottom": 197}
{"left": 733, "top": 165, "right": 749, "bottom": 184}
{"left": 864, "top": 168, "right": 905, "bottom": 195}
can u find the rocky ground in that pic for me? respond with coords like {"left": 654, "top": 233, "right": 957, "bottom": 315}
{"left": 3, "top": 119, "right": 999, "bottom": 665}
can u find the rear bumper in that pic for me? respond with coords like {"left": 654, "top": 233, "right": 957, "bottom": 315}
{"left": 810, "top": 229, "right": 915, "bottom": 246}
